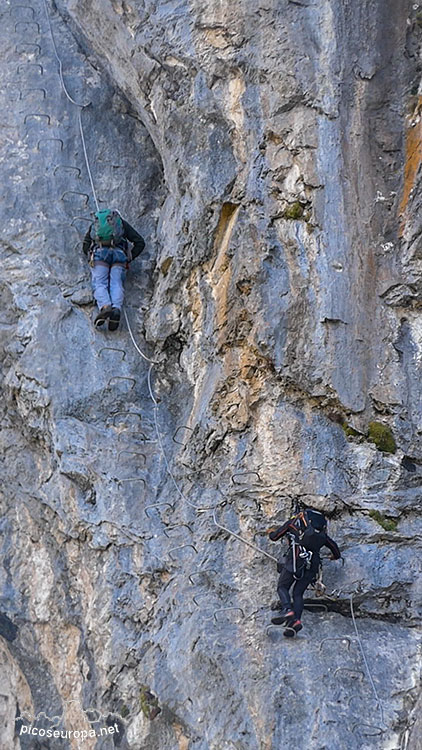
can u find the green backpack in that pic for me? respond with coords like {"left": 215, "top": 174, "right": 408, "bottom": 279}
{"left": 91, "top": 209, "right": 125, "bottom": 247}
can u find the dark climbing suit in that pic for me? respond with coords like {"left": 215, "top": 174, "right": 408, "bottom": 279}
{"left": 269, "top": 519, "right": 341, "bottom": 621}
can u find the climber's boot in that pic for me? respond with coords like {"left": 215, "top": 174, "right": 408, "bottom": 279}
{"left": 94, "top": 304, "right": 112, "bottom": 327}
{"left": 271, "top": 608, "right": 295, "bottom": 626}
{"left": 108, "top": 307, "right": 121, "bottom": 331}
{"left": 283, "top": 619, "right": 303, "bottom": 638}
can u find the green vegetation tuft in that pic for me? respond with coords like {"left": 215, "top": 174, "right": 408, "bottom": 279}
{"left": 139, "top": 685, "right": 150, "bottom": 718}
{"left": 368, "top": 510, "right": 398, "bottom": 532}
{"left": 284, "top": 202, "right": 304, "bottom": 220}
{"left": 367, "top": 421, "right": 396, "bottom": 453}
{"left": 342, "top": 423, "right": 359, "bottom": 438}
{"left": 120, "top": 705, "right": 129, "bottom": 718}
{"left": 139, "top": 685, "right": 160, "bottom": 720}
{"left": 160, "top": 257, "right": 173, "bottom": 275}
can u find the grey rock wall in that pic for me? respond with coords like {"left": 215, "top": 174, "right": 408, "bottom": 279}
{"left": 1, "top": 0, "right": 422, "bottom": 748}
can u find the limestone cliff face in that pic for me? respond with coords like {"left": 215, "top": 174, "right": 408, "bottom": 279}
{"left": 1, "top": 0, "right": 422, "bottom": 748}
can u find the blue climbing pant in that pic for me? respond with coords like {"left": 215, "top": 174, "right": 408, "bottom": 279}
{"left": 91, "top": 247, "right": 127, "bottom": 310}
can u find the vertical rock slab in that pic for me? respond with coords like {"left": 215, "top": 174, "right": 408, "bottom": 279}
{"left": 1, "top": 0, "right": 421, "bottom": 748}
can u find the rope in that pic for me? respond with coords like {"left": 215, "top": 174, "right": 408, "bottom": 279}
{"left": 42, "top": 0, "right": 280, "bottom": 566}
{"left": 78, "top": 109, "right": 99, "bottom": 212}
{"left": 146, "top": 364, "right": 206, "bottom": 511}
{"left": 350, "top": 593, "right": 385, "bottom": 728}
{"left": 123, "top": 313, "right": 278, "bottom": 558}
{"left": 212, "top": 509, "right": 278, "bottom": 563}
{"left": 122, "top": 308, "right": 156, "bottom": 364}
{"left": 42, "top": 0, "right": 99, "bottom": 211}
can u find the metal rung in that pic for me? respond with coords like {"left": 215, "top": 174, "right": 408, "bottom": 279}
{"left": 61, "top": 190, "right": 89, "bottom": 205}
{"left": 188, "top": 568, "right": 216, "bottom": 585}
{"left": 117, "top": 450, "right": 146, "bottom": 463}
{"left": 303, "top": 602, "right": 328, "bottom": 613}
{"left": 144, "top": 502, "right": 174, "bottom": 518}
{"left": 17, "top": 62, "right": 43, "bottom": 75}
{"left": 168, "top": 544, "right": 198, "bottom": 560}
{"left": 319, "top": 636, "right": 353, "bottom": 651}
{"left": 107, "top": 376, "right": 136, "bottom": 390}
{"left": 117, "top": 477, "right": 146, "bottom": 488}
{"left": 111, "top": 411, "right": 142, "bottom": 426}
{"left": 10, "top": 5, "right": 36, "bottom": 18}
{"left": 97, "top": 346, "right": 126, "bottom": 361}
{"left": 185, "top": 468, "right": 216, "bottom": 481}
{"left": 213, "top": 607, "right": 245, "bottom": 623}
{"left": 173, "top": 425, "right": 193, "bottom": 445}
{"left": 351, "top": 723, "right": 385, "bottom": 737}
{"left": 333, "top": 667, "right": 365, "bottom": 681}
{"left": 189, "top": 499, "right": 227, "bottom": 514}
{"left": 37, "top": 137, "right": 63, "bottom": 150}
{"left": 231, "top": 471, "right": 261, "bottom": 485}
{"left": 266, "top": 624, "right": 282, "bottom": 635}
{"left": 70, "top": 215, "right": 91, "bottom": 228}
{"left": 14, "top": 21, "right": 40, "bottom": 33}
{"left": 20, "top": 87, "right": 46, "bottom": 100}
{"left": 24, "top": 112, "right": 50, "bottom": 124}
{"left": 15, "top": 43, "right": 41, "bottom": 55}
{"left": 110, "top": 411, "right": 148, "bottom": 434}
{"left": 53, "top": 165, "right": 81, "bottom": 178}
{"left": 192, "top": 593, "right": 209, "bottom": 606}
{"left": 163, "top": 523, "right": 193, "bottom": 538}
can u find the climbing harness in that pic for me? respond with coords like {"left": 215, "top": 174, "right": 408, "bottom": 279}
{"left": 41, "top": 0, "right": 276, "bottom": 566}
{"left": 286, "top": 513, "right": 317, "bottom": 580}
{"left": 288, "top": 533, "right": 313, "bottom": 579}
{"left": 35, "top": 8, "right": 388, "bottom": 739}
{"left": 14, "top": 0, "right": 396, "bottom": 748}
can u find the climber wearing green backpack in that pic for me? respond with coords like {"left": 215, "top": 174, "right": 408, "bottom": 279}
{"left": 82, "top": 209, "right": 145, "bottom": 330}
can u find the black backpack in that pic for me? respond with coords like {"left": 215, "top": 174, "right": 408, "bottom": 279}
{"left": 288, "top": 509, "right": 328, "bottom": 551}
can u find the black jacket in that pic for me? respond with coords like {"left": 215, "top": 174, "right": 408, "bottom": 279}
{"left": 269, "top": 517, "right": 341, "bottom": 572}
{"left": 82, "top": 218, "right": 145, "bottom": 260}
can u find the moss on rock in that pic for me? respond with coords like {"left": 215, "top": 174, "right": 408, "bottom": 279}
{"left": 139, "top": 685, "right": 161, "bottom": 720}
{"left": 367, "top": 421, "right": 396, "bottom": 453}
{"left": 369, "top": 510, "right": 398, "bottom": 532}
{"left": 284, "top": 202, "right": 304, "bottom": 220}
{"left": 160, "top": 257, "right": 173, "bottom": 275}
{"left": 342, "top": 423, "right": 359, "bottom": 438}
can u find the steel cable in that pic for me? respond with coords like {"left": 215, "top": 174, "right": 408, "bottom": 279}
{"left": 350, "top": 593, "right": 385, "bottom": 728}
{"left": 42, "top": 0, "right": 296, "bottom": 565}
{"left": 42, "top": 0, "right": 99, "bottom": 211}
